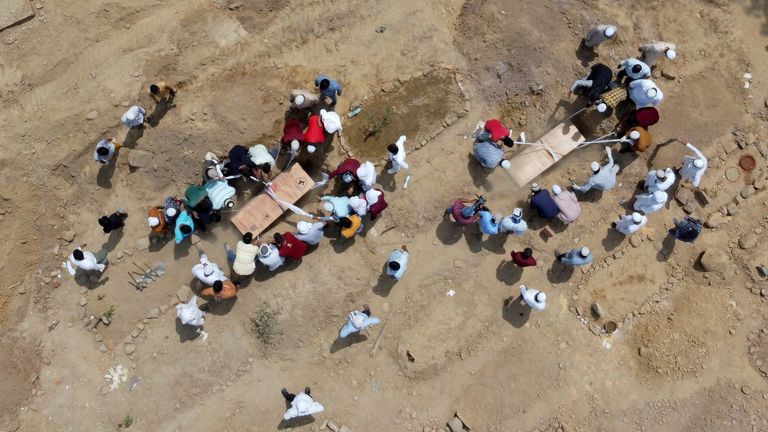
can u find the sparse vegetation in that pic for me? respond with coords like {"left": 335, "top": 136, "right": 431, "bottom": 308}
{"left": 101, "top": 305, "right": 115, "bottom": 324}
{"left": 364, "top": 107, "right": 394, "bottom": 139}
{"left": 250, "top": 302, "right": 281, "bottom": 348}
{"left": 119, "top": 414, "right": 133, "bottom": 428}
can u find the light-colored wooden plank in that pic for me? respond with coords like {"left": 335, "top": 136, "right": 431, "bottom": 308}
{"left": 230, "top": 164, "right": 313, "bottom": 235}
{"left": 0, "top": 0, "right": 34, "bottom": 31}
{"left": 506, "top": 120, "right": 584, "bottom": 187}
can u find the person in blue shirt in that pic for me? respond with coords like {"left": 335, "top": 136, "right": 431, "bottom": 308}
{"left": 339, "top": 305, "right": 381, "bottom": 338}
{"left": 174, "top": 210, "right": 195, "bottom": 244}
{"left": 314, "top": 74, "right": 342, "bottom": 105}
{"left": 529, "top": 183, "right": 559, "bottom": 219}
{"left": 477, "top": 209, "right": 500, "bottom": 235}
{"left": 557, "top": 246, "right": 593, "bottom": 266}
{"left": 386, "top": 245, "right": 409, "bottom": 281}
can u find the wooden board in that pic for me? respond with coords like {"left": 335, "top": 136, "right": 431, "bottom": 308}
{"left": 231, "top": 164, "right": 313, "bottom": 235}
{"left": 506, "top": 119, "right": 585, "bottom": 187}
{"left": 0, "top": 0, "right": 34, "bottom": 31}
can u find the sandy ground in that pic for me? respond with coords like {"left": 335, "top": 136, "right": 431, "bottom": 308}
{"left": 2, "top": 0, "right": 768, "bottom": 431}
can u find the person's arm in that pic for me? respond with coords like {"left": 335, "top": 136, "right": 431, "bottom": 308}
{"left": 605, "top": 146, "right": 614, "bottom": 166}
{"left": 685, "top": 143, "right": 705, "bottom": 160}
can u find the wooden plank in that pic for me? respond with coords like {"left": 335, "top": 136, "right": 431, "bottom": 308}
{"left": 506, "top": 119, "right": 584, "bottom": 187}
{"left": 0, "top": 0, "right": 34, "bottom": 32}
{"left": 230, "top": 164, "right": 313, "bottom": 236}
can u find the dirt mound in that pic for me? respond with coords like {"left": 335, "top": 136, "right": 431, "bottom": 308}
{"left": 748, "top": 325, "right": 768, "bottom": 380}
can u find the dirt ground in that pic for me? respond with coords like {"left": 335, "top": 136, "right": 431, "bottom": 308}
{"left": 2, "top": 0, "right": 768, "bottom": 431}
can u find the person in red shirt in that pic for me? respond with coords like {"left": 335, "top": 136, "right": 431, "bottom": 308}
{"left": 282, "top": 118, "right": 305, "bottom": 149}
{"left": 303, "top": 114, "right": 325, "bottom": 151}
{"left": 510, "top": 248, "right": 537, "bottom": 267}
{"left": 274, "top": 232, "right": 308, "bottom": 261}
{"left": 482, "top": 119, "right": 515, "bottom": 148}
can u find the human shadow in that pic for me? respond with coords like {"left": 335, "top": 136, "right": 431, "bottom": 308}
{"left": 330, "top": 234, "right": 356, "bottom": 253}
{"left": 122, "top": 127, "right": 144, "bottom": 148}
{"left": 496, "top": 260, "right": 523, "bottom": 286}
{"left": 482, "top": 233, "right": 507, "bottom": 254}
{"left": 377, "top": 167, "right": 397, "bottom": 192}
{"left": 200, "top": 297, "right": 237, "bottom": 316}
{"left": 435, "top": 216, "right": 464, "bottom": 245}
{"left": 74, "top": 271, "right": 110, "bottom": 289}
{"left": 575, "top": 40, "right": 597, "bottom": 67}
{"left": 173, "top": 241, "right": 192, "bottom": 260}
{"left": 373, "top": 270, "right": 397, "bottom": 297}
{"left": 252, "top": 258, "right": 301, "bottom": 282}
{"left": 96, "top": 162, "right": 117, "bottom": 189}
{"left": 466, "top": 153, "right": 493, "bottom": 190}
{"left": 745, "top": 0, "right": 768, "bottom": 36}
{"left": 576, "top": 188, "right": 604, "bottom": 203}
{"left": 174, "top": 318, "right": 202, "bottom": 343}
{"left": 645, "top": 138, "right": 679, "bottom": 169}
{"left": 602, "top": 225, "right": 625, "bottom": 251}
{"left": 501, "top": 296, "right": 531, "bottom": 328}
{"left": 148, "top": 234, "right": 171, "bottom": 252}
{"left": 462, "top": 223, "right": 484, "bottom": 254}
{"left": 100, "top": 228, "right": 125, "bottom": 252}
{"left": 657, "top": 233, "right": 676, "bottom": 261}
{"left": 330, "top": 333, "right": 368, "bottom": 354}
{"left": 277, "top": 416, "right": 315, "bottom": 430}
{"left": 546, "top": 260, "right": 574, "bottom": 284}
{"left": 147, "top": 95, "right": 175, "bottom": 127}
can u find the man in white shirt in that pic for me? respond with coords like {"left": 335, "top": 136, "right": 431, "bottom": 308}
{"left": 121, "top": 105, "right": 147, "bottom": 128}
{"left": 66, "top": 245, "right": 107, "bottom": 275}
{"left": 518, "top": 284, "right": 546, "bottom": 311}
{"left": 295, "top": 220, "right": 325, "bottom": 246}
{"left": 93, "top": 137, "right": 122, "bottom": 164}
{"left": 615, "top": 212, "right": 647, "bottom": 235}
{"left": 633, "top": 191, "right": 668, "bottom": 214}
{"left": 584, "top": 24, "right": 616, "bottom": 49}
{"left": 191, "top": 253, "right": 226, "bottom": 286}
{"left": 646, "top": 168, "right": 675, "bottom": 192}
{"left": 356, "top": 161, "right": 377, "bottom": 191}
{"left": 639, "top": 41, "right": 676, "bottom": 67}
{"left": 257, "top": 243, "right": 285, "bottom": 272}
{"left": 618, "top": 58, "right": 651, "bottom": 82}
{"left": 499, "top": 208, "right": 528, "bottom": 235}
{"left": 629, "top": 79, "right": 663, "bottom": 107}
{"left": 281, "top": 387, "right": 324, "bottom": 421}
{"left": 572, "top": 147, "right": 619, "bottom": 193}
{"left": 387, "top": 135, "right": 409, "bottom": 174}
{"left": 680, "top": 143, "right": 707, "bottom": 187}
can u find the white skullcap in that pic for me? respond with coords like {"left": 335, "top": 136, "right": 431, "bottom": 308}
{"left": 307, "top": 145, "right": 316, "bottom": 153}
{"left": 531, "top": 183, "right": 541, "bottom": 192}
{"left": 693, "top": 159, "right": 704, "bottom": 168}
{"left": 290, "top": 140, "right": 300, "bottom": 151}
{"left": 322, "top": 202, "right": 334, "bottom": 212}
{"left": 165, "top": 207, "right": 177, "bottom": 217}
{"left": 365, "top": 189, "right": 382, "bottom": 204}
{"left": 259, "top": 244, "right": 271, "bottom": 257}
{"left": 655, "top": 169, "right": 666, "bottom": 179}
{"left": 500, "top": 160, "right": 512, "bottom": 170}
{"left": 294, "top": 94, "right": 305, "bottom": 105}
{"left": 535, "top": 292, "right": 547, "bottom": 303}
{"left": 653, "top": 191, "right": 667, "bottom": 202}
{"left": 632, "top": 212, "right": 643, "bottom": 223}
{"left": 348, "top": 196, "right": 367, "bottom": 216}
{"left": 513, "top": 207, "right": 523, "bottom": 218}
{"left": 596, "top": 103, "right": 607, "bottom": 113}
{"left": 590, "top": 161, "right": 600, "bottom": 172}
{"left": 147, "top": 216, "right": 160, "bottom": 227}
{"left": 203, "top": 265, "right": 214, "bottom": 277}
{"left": 604, "top": 26, "right": 616, "bottom": 37}
{"left": 297, "top": 221, "right": 311, "bottom": 235}
{"left": 580, "top": 246, "right": 590, "bottom": 257}
{"left": 666, "top": 49, "right": 676, "bottom": 60}
{"left": 320, "top": 109, "right": 327, "bottom": 116}
{"left": 126, "top": 111, "right": 137, "bottom": 121}
{"left": 629, "top": 130, "right": 641, "bottom": 140}
{"left": 646, "top": 88, "right": 658, "bottom": 98}
{"left": 552, "top": 184, "right": 562, "bottom": 195}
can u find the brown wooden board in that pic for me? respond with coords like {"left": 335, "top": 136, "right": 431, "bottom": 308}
{"left": 506, "top": 119, "right": 585, "bottom": 187}
{"left": 231, "top": 164, "right": 314, "bottom": 235}
{"left": 0, "top": 0, "right": 34, "bottom": 32}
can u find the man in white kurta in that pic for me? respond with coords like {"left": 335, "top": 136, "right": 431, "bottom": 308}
{"left": 387, "top": 135, "right": 409, "bottom": 174}
{"left": 680, "top": 143, "right": 707, "bottom": 187}
{"left": 646, "top": 168, "right": 675, "bottom": 193}
{"left": 639, "top": 41, "right": 676, "bottom": 67}
{"left": 633, "top": 191, "right": 668, "bottom": 214}
{"left": 615, "top": 212, "right": 647, "bottom": 235}
{"left": 584, "top": 24, "right": 616, "bottom": 48}
{"left": 519, "top": 285, "right": 546, "bottom": 311}
{"left": 629, "top": 79, "right": 663, "bottom": 107}
{"left": 191, "top": 253, "right": 226, "bottom": 286}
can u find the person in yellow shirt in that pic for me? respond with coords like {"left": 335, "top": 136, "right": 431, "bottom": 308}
{"left": 339, "top": 215, "right": 362, "bottom": 239}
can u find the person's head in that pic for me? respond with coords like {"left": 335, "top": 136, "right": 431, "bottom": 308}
{"left": 653, "top": 191, "right": 667, "bottom": 203}
{"left": 165, "top": 207, "right": 177, "bottom": 219}
{"left": 341, "top": 172, "right": 354, "bottom": 183}
{"left": 213, "top": 280, "right": 223, "bottom": 293}
{"left": 665, "top": 48, "right": 676, "bottom": 60}
{"left": 631, "top": 212, "right": 643, "bottom": 224}
{"left": 646, "top": 87, "right": 658, "bottom": 98}
{"left": 693, "top": 159, "right": 705, "bottom": 169}
{"left": 319, "top": 79, "right": 330, "bottom": 90}
{"left": 290, "top": 140, "right": 300, "bottom": 152}
{"left": 501, "top": 137, "right": 515, "bottom": 148}
{"left": 552, "top": 184, "right": 562, "bottom": 195}
{"left": 531, "top": 183, "right": 541, "bottom": 193}
{"left": 604, "top": 26, "right": 616, "bottom": 38}
{"left": 307, "top": 144, "right": 317, "bottom": 154}
{"left": 72, "top": 249, "right": 84, "bottom": 261}
{"left": 297, "top": 221, "right": 311, "bottom": 235}
{"left": 512, "top": 207, "right": 523, "bottom": 221}
{"left": 96, "top": 146, "right": 110, "bottom": 156}
{"left": 339, "top": 217, "right": 353, "bottom": 229}
{"left": 387, "top": 144, "right": 399, "bottom": 155}
{"left": 596, "top": 102, "right": 608, "bottom": 113}
{"left": 203, "top": 264, "right": 214, "bottom": 277}
{"left": 534, "top": 292, "right": 547, "bottom": 303}
{"left": 388, "top": 261, "right": 401, "bottom": 271}
{"left": 238, "top": 166, "right": 252, "bottom": 177}
{"left": 322, "top": 202, "right": 334, "bottom": 213}
{"left": 149, "top": 84, "right": 160, "bottom": 94}
{"left": 125, "top": 111, "right": 137, "bottom": 122}
{"left": 522, "top": 247, "right": 533, "bottom": 258}
{"left": 179, "top": 224, "right": 192, "bottom": 234}
{"left": 260, "top": 163, "right": 272, "bottom": 174}
{"left": 148, "top": 216, "right": 160, "bottom": 227}
{"left": 500, "top": 160, "right": 512, "bottom": 170}
{"left": 98, "top": 216, "right": 110, "bottom": 228}
{"left": 629, "top": 130, "right": 641, "bottom": 140}
{"left": 590, "top": 161, "right": 600, "bottom": 173}
{"left": 294, "top": 94, "right": 305, "bottom": 105}
{"left": 259, "top": 244, "right": 271, "bottom": 257}
{"left": 655, "top": 169, "right": 667, "bottom": 180}
{"left": 273, "top": 232, "right": 284, "bottom": 246}
{"left": 460, "top": 206, "right": 475, "bottom": 218}
{"left": 580, "top": 246, "right": 590, "bottom": 257}
{"left": 243, "top": 232, "right": 253, "bottom": 244}
{"left": 631, "top": 64, "right": 643, "bottom": 75}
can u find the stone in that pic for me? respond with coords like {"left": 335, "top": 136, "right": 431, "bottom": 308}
{"left": 761, "top": 289, "right": 768, "bottom": 297}
{"left": 124, "top": 343, "right": 136, "bottom": 355}
{"left": 127, "top": 149, "right": 154, "bottom": 169}
{"left": 741, "top": 185, "right": 756, "bottom": 199}
{"left": 42, "top": 276, "right": 51, "bottom": 284}
{"left": 159, "top": 304, "right": 169, "bottom": 314}
{"left": 60, "top": 230, "right": 76, "bottom": 242}
{"left": 629, "top": 235, "right": 642, "bottom": 248}
{"left": 638, "top": 346, "right": 649, "bottom": 357}
{"left": 176, "top": 284, "right": 193, "bottom": 302}
{"left": 745, "top": 133, "right": 757, "bottom": 146}
{"left": 725, "top": 167, "right": 740, "bottom": 182}
{"left": 675, "top": 188, "right": 694, "bottom": 206}
{"left": 700, "top": 249, "right": 729, "bottom": 273}
{"left": 682, "top": 203, "right": 697, "bottom": 214}
{"left": 705, "top": 212, "right": 725, "bottom": 228}
{"left": 729, "top": 328, "right": 736, "bottom": 335}
{"left": 85, "top": 110, "right": 99, "bottom": 120}
{"left": 99, "top": 344, "right": 107, "bottom": 353}
{"left": 190, "top": 234, "right": 201, "bottom": 245}
{"left": 723, "top": 140, "right": 738, "bottom": 154}
{"left": 739, "top": 233, "right": 758, "bottom": 249}
{"left": 79, "top": 297, "right": 88, "bottom": 306}
{"left": 695, "top": 190, "right": 712, "bottom": 206}
{"left": 726, "top": 203, "right": 739, "bottom": 216}
{"left": 591, "top": 302, "right": 605, "bottom": 319}
{"left": 135, "top": 237, "right": 150, "bottom": 251}
{"left": 327, "top": 421, "right": 339, "bottom": 432}
{"left": 754, "top": 171, "right": 768, "bottom": 190}
{"left": 130, "top": 330, "right": 139, "bottom": 338}
{"left": 447, "top": 417, "right": 463, "bottom": 432}
{"left": 338, "top": 426, "right": 351, "bottom": 432}
{"left": 147, "top": 308, "right": 160, "bottom": 319}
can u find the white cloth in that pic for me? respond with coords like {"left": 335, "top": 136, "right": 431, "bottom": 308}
{"left": 621, "top": 58, "right": 651, "bottom": 80}
{"left": 640, "top": 41, "right": 676, "bottom": 67}
{"left": 646, "top": 168, "right": 675, "bottom": 192}
{"left": 680, "top": 143, "right": 707, "bottom": 187}
{"left": 520, "top": 285, "right": 546, "bottom": 310}
{"left": 387, "top": 135, "right": 409, "bottom": 174}
{"left": 348, "top": 196, "right": 368, "bottom": 216}
{"left": 628, "top": 79, "right": 663, "bottom": 107}
{"left": 191, "top": 254, "right": 226, "bottom": 286}
{"left": 176, "top": 295, "right": 205, "bottom": 327}
{"left": 121, "top": 106, "right": 146, "bottom": 127}
{"left": 283, "top": 393, "right": 324, "bottom": 420}
{"left": 249, "top": 144, "right": 276, "bottom": 169}
{"left": 66, "top": 248, "right": 105, "bottom": 275}
{"left": 615, "top": 214, "right": 647, "bottom": 235}
{"left": 499, "top": 216, "right": 528, "bottom": 235}
{"left": 633, "top": 191, "right": 668, "bottom": 214}
{"left": 258, "top": 244, "right": 285, "bottom": 271}
{"left": 356, "top": 161, "right": 377, "bottom": 191}
{"left": 320, "top": 109, "right": 342, "bottom": 133}
{"left": 295, "top": 222, "right": 325, "bottom": 245}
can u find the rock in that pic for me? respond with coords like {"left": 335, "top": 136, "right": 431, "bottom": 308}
{"left": 85, "top": 110, "right": 99, "bottom": 120}
{"left": 754, "top": 171, "right": 768, "bottom": 190}
{"left": 745, "top": 133, "right": 757, "bottom": 146}
{"left": 127, "top": 149, "right": 154, "bottom": 169}
{"left": 682, "top": 203, "right": 697, "bottom": 214}
{"left": 338, "top": 426, "right": 351, "bottom": 432}
{"left": 725, "top": 167, "right": 740, "bottom": 182}
{"left": 176, "top": 284, "right": 193, "bottom": 302}
{"left": 675, "top": 188, "right": 694, "bottom": 206}
{"left": 729, "top": 328, "right": 736, "bottom": 335}
{"left": 739, "top": 233, "right": 758, "bottom": 249}
{"left": 135, "top": 237, "right": 150, "bottom": 251}
{"left": 700, "top": 249, "right": 729, "bottom": 272}
{"left": 124, "top": 343, "right": 136, "bottom": 355}
{"left": 638, "top": 346, "right": 649, "bottom": 357}
{"left": 190, "top": 234, "right": 201, "bottom": 245}
{"left": 448, "top": 416, "right": 464, "bottom": 432}
{"left": 60, "top": 230, "right": 76, "bottom": 242}
{"left": 741, "top": 185, "right": 756, "bottom": 199}
{"left": 660, "top": 69, "right": 677, "bottom": 80}
{"left": 79, "top": 297, "right": 88, "bottom": 306}
{"left": 147, "top": 308, "right": 160, "bottom": 319}
{"left": 99, "top": 343, "right": 108, "bottom": 353}
{"left": 723, "top": 140, "right": 738, "bottom": 154}
{"left": 42, "top": 277, "right": 51, "bottom": 284}
{"left": 761, "top": 289, "right": 768, "bottom": 297}
{"left": 629, "top": 235, "right": 642, "bottom": 248}
{"left": 130, "top": 329, "right": 139, "bottom": 338}
{"left": 327, "top": 421, "right": 339, "bottom": 432}
{"left": 695, "top": 190, "right": 712, "bottom": 206}
{"left": 726, "top": 203, "right": 739, "bottom": 216}
{"left": 159, "top": 304, "right": 169, "bottom": 314}
{"left": 705, "top": 212, "right": 725, "bottom": 228}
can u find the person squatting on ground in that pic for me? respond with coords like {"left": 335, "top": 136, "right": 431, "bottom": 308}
{"left": 295, "top": 220, "right": 325, "bottom": 246}
{"left": 121, "top": 105, "right": 148, "bottom": 128}
{"left": 225, "top": 232, "right": 260, "bottom": 281}
{"left": 668, "top": 216, "right": 702, "bottom": 243}
{"left": 556, "top": 247, "right": 593, "bottom": 267}
{"left": 646, "top": 168, "right": 675, "bottom": 193}
{"left": 551, "top": 184, "right": 581, "bottom": 224}
{"left": 639, "top": 41, "right": 676, "bottom": 67}
{"left": 633, "top": 190, "right": 668, "bottom": 214}
{"left": 584, "top": 24, "right": 616, "bottom": 49}
{"left": 339, "top": 304, "right": 381, "bottom": 338}
{"left": 149, "top": 81, "right": 177, "bottom": 103}
{"left": 281, "top": 387, "right": 324, "bottom": 421}
{"left": 530, "top": 183, "right": 559, "bottom": 220}
{"left": 93, "top": 137, "right": 122, "bottom": 164}
{"left": 98, "top": 209, "right": 128, "bottom": 234}
{"left": 386, "top": 245, "right": 409, "bottom": 281}
{"left": 315, "top": 74, "right": 342, "bottom": 105}
{"left": 499, "top": 208, "right": 528, "bottom": 235}
{"left": 615, "top": 212, "right": 647, "bottom": 235}
{"left": 191, "top": 252, "right": 226, "bottom": 286}
{"left": 200, "top": 279, "right": 239, "bottom": 302}
{"left": 572, "top": 147, "right": 619, "bottom": 193}
{"left": 511, "top": 247, "right": 537, "bottom": 268}
{"left": 680, "top": 143, "right": 707, "bottom": 188}
{"left": 477, "top": 208, "right": 501, "bottom": 235}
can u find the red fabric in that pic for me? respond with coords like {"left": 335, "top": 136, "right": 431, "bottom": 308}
{"left": 368, "top": 191, "right": 388, "bottom": 220}
{"left": 484, "top": 119, "right": 510, "bottom": 142}
{"left": 329, "top": 158, "right": 361, "bottom": 179}
{"left": 282, "top": 119, "right": 305, "bottom": 145}
{"left": 451, "top": 199, "right": 477, "bottom": 226}
{"left": 634, "top": 107, "right": 659, "bottom": 128}
{"left": 303, "top": 114, "right": 325, "bottom": 144}
{"left": 278, "top": 232, "right": 308, "bottom": 260}
{"left": 511, "top": 251, "right": 537, "bottom": 267}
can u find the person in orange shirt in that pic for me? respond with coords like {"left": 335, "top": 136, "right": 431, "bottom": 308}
{"left": 147, "top": 206, "right": 168, "bottom": 235}
{"left": 622, "top": 126, "right": 652, "bottom": 152}
{"left": 200, "top": 280, "right": 239, "bottom": 302}
{"left": 339, "top": 215, "right": 362, "bottom": 239}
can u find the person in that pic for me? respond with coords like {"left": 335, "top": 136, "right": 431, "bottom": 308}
{"left": 149, "top": 81, "right": 176, "bottom": 103}
{"left": 518, "top": 284, "right": 546, "bottom": 311}
{"left": 289, "top": 89, "right": 319, "bottom": 110}
{"left": 248, "top": 144, "right": 276, "bottom": 174}
{"left": 387, "top": 135, "right": 409, "bottom": 174}
{"left": 346, "top": 196, "right": 366, "bottom": 218}
{"left": 628, "top": 79, "right": 663, "bottom": 107}
{"left": 478, "top": 119, "right": 515, "bottom": 147}
{"left": 668, "top": 216, "right": 702, "bottom": 243}
{"left": 228, "top": 144, "right": 256, "bottom": 176}
{"left": 257, "top": 243, "right": 285, "bottom": 272}
{"left": 191, "top": 253, "right": 226, "bottom": 286}
{"left": 303, "top": 114, "right": 325, "bottom": 153}
{"left": 646, "top": 168, "right": 675, "bottom": 193}
{"left": 530, "top": 183, "right": 559, "bottom": 220}
{"left": 356, "top": 161, "right": 377, "bottom": 191}
{"left": 225, "top": 232, "right": 260, "bottom": 279}
{"left": 680, "top": 143, "right": 707, "bottom": 187}
{"left": 328, "top": 158, "right": 361, "bottom": 185}
{"left": 557, "top": 247, "right": 593, "bottom": 266}
{"left": 295, "top": 220, "right": 325, "bottom": 245}
{"left": 365, "top": 189, "right": 388, "bottom": 220}
{"left": 98, "top": 209, "right": 128, "bottom": 234}
{"left": 315, "top": 74, "right": 342, "bottom": 105}
{"left": 639, "top": 41, "right": 676, "bottom": 67}
{"left": 571, "top": 63, "right": 613, "bottom": 107}
{"left": 386, "top": 245, "right": 409, "bottom": 280}
{"left": 174, "top": 210, "right": 195, "bottom": 244}
{"left": 633, "top": 190, "right": 668, "bottom": 214}
{"left": 121, "top": 105, "right": 147, "bottom": 128}
{"left": 321, "top": 195, "right": 351, "bottom": 219}
{"left": 339, "top": 305, "right": 381, "bottom": 338}
{"left": 446, "top": 197, "right": 480, "bottom": 226}
{"left": 282, "top": 120, "right": 304, "bottom": 148}
{"left": 615, "top": 212, "right": 647, "bottom": 235}
{"left": 499, "top": 208, "right": 528, "bottom": 235}
{"left": 510, "top": 248, "right": 536, "bottom": 267}
{"left": 281, "top": 387, "right": 324, "bottom": 421}
{"left": 617, "top": 58, "right": 651, "bottom": 82}
{"left": 320, "top": 109, "right": 342, "bottom": 134}
{"left": 65, "top": 244, "right": 107, "bottom": 275}
{"left": 163, "top": 206, "right": 179, "bottom": 226}
{"left": 202, "top": 152, "right": 226, "bottom": 182}
{"left": 551, "top": 184, "right": 581, "bottom": 224}
{"left": 584, "top": 24, "right": 616, "bottom": 49}
{"left": 147, "top": 206, "right": 168, "bottom": 235}
{"left": 622, "top": 126, "right": 653, "bottom": 153}
{"left": 199, "top": 279, "right": 239, "bottom": 302}
{"left": 339, "top": 215, "right": 363, "bottom": 239}
{"left": 477, "top": 209, "right": 500, "bottom": 235}
{"left": 93, "top": 137, "right": 122, "bottom": 164}
{"left": 473, "top": 138, "right": 509, "bottom": 170}
{"left": 274, "top": 232, "right": 308, "bottom": 261}
{"left": 572, "top": 147, "right": 619, "bottom": 192}
{"left": 176, "top": 295, "right": 205, "bottom": 328}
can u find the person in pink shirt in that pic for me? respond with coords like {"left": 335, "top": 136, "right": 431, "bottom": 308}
{"left": 551, "top": 184, "right": 581, "bottom": 224}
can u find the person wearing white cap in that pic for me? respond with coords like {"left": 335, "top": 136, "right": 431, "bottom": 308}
{"left": 339, "top": 305, "right": 381, "bottom": 338}
{"left": 551, "top": 184, "right": 581, "bottom": 224}
{"left": 320, "top": 195, "right": 351, "bottom": 219}
{"left": 281, "top": 387, "right": 324, "bottom": 421}
{"left": 615, "top": 212, "right": 647, "bottom": 235}
{"left": 121, "top": 105, "right": 147, "bottom": 128}
{"left": 639, "top": 41, "right": 677, "bottom": 68}
{"left": 295, "top": 220, "right": 325, "bottom": 245}
{"left": 387, "top": 135, "right": 409, "bottom": 174}
{"left": 584, "top": 24, "right": 617, "bottom": 49}
{"left": 628, "top": 79, "right": 663, "bottom": 107}
{"left": 320, "top": 109, "right": 342, "bottom": 134}
{"left": 348, "top": 196, "right": 368, "bottom": 217}
{"left": 499, "top": 208, "right": 528, "bottom": 235}
{"left": 289, "top": 89, "right": 319, "bottom": 109}
{"left": 248, "top": 144, "right": 276, "bottom": 173}
{"left": 356, "top": 161, "right": 377, "bottom": 191}
{"left": 365, "top": 188, "right": 388, "bottom": 220}
{"left": 572, "top": 147, "right": 619, "bottom": 193}
{"left": 618, "top": 58, "right": 651, "bottom": 82}
{"left": 680, "top": 143, "right": 707, "bottom": 188}
{"left": 257, "top": 242, "right": 285, "bottom": 272}
{"left": 633, "top": 190, "right": 668, "bottom": 214}
{"left": 557, "top": 247, "right": 593, "bottom": 266}
{"left": 518, "top": 284, "right": 546, "bottom": 311}
{"left": 191, "top": 252, "right": 226, "bottom": 286}
{"left": 645, "top": 168, "right": 675, "bottom": 193}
